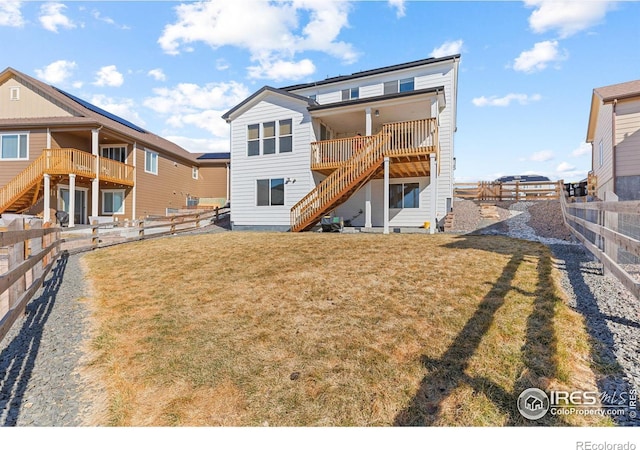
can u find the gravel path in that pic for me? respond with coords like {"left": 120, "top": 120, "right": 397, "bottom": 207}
{"left": 0, "top": 252, "right": 94, "bottom": 426}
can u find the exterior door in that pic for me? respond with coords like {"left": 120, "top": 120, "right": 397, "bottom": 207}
{"left": 59, "top": 188, "right": 87, "bottom": 225}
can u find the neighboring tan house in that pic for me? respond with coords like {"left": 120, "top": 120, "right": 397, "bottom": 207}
{"left": 587, "top": 79, "right": 640, "bottom": 200}
{"left": 0, "top": 67, "right": 229, "bottom": 226}
{"left": 223, "top": 54, "right": 460, "bottom": 232}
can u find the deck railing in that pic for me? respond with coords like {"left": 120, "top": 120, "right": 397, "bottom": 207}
{"left": 310, "top": 118, "right": 438, "bottom": 170}
{"left": 0, "top": 148, "right": 135, "bottom": 213}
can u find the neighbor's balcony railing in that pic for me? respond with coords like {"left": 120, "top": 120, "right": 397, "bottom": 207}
{"left": 311, "top": 118, "right": 438, "bottom": 171}
{"left": 45, "top": 148, "right": 135, "bottom": 186}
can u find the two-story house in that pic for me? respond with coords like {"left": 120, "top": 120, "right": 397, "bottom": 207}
{"left": 587, "top": 79, "right": 640, "bottom": 200}
{"left": 0, "top": 67, "right": 230, "bottom": 226}
{"left": 223, "top": 54, "right": 460, "bottom": 232}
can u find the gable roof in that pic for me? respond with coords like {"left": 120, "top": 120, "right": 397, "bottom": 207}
{"left": 221, "top": 86, "right": 317, "bottom": 122}
{"left": 594, "top": 79, "right": 640, "bottom": 103}
{"left": 0, "top": 67, "right": 204, "bottom": 165}
{"left": 587, "top": 79, "right": 640, "bottom": 142}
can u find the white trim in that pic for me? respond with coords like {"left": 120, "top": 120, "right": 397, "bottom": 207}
{"left": 0, "top": 132, "right": 29, "bottom": 160}
{"left": 101, "top": 189, "right": 126, "bottom": 215}
{"left": 192, "top": 166, "right": 199, "bottom": 180}
{"left": 9, "top": 87, "right": 19, "bottom": 101}
{"left": 144, "top": 148, "right": 158, "bottom": 175}
{"left": 57, "top": 184, "right": 89, "bottom": 225}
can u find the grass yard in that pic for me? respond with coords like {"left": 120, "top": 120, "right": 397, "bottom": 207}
{"left": 82, "top": 232, "right": 612, "bottom": 426}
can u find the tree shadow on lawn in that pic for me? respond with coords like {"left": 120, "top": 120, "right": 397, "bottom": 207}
{"left": 394, "top": 236, "right": 569, "bottom": 426}
{"left": 0, "top": 252, "right": 69, "bottom": 426}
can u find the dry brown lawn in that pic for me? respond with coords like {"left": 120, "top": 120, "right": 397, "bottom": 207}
{"left": 82, "top": 232, "right": 612, "bottom": 426}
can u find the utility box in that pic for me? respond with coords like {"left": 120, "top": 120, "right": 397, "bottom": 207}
{"left": 321, "top": 215, "right": 343, "bottom": 232}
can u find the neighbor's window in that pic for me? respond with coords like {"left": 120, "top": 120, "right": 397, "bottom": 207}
{"left": 0, "top": 133, "right": 28, "bottom": 160}
{"left": 145, "top": 149, "right": 158, "bottom": 175}
{"left": 100, "top": 145, "right": 126, "bottom": 163}
{"left": 384, "top": 78, "right": 415, "bottom": 95}
{"left": 389, "top": 183, "right": 419, "bottom": 209}
{"left": 384, "top": 80, "right": 398, "bottom": 95}
{"left": 257, "top": 178, "right": 285, "bottom": 206}
{"left": 192, "top": 166, "right": 199, "bottom": 180}
{"left": 102, "top": 189, "right": 125, "bottom": 215}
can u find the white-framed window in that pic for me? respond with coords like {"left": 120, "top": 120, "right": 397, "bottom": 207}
{"left": 100, "top": 145, "right": 127, "bottom": 163}
{"left": 10, "top": 87, "right": 20, "bottom": 101}
{"left": 389, "top": 183, "right": 420, "bottom": 209}
{"left": 384, "top": 77, "right": 415, "bottom": 95}
{"left": 257, "top": 178, "right": 285, "bottom": 206}
{"left": 599, "top": 140, "right": 603, "bottom": 167}
{"left": 247, "top": 119, "right": 294, "bottom": 156}
{"left": 341, "top": 87, "right": 359, "bottom": 101}
{"left": 102, "top": 189, "right": 125, "bottom": 215}
{"left": 145, "top": 149, "right": 158, "bottom": 174}
{"left": 192, "top": 166, "right": 199, "bottom": 180}
{"left": 0, "top": 132, "right": 28, "bottom": 160}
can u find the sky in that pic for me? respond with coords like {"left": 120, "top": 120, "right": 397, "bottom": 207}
{"left": 1, "top": 0, "right": 639, "bottom": 183}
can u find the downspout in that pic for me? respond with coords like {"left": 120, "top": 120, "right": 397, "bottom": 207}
{"left": 612, "top": 99, "right": 617, "bottom": 194}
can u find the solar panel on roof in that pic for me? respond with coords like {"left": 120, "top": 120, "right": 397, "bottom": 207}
{"left": 55, "top": 87, "right": 147, "bottom": 134}
{"left": 197, "top": 153, "right": 231, "bottom": 160}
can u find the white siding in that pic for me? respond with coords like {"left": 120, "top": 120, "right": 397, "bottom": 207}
{"left": 335, "top": 177, "right": 433, "bottom": 227}
{"left": 593, "top": 103, "right": 614, "bottom": 198}
{"left": 615, "top": 99, "right": 640, "bottom": 177}
{"left": 230, "top": 95, "right": 315, "bottom": 228}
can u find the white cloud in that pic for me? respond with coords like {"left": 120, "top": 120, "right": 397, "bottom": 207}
{"left": 93, "top": 65, "right": 124, "bottom": 87}
{"left": 430, "top": 39, "right": 463, "bottom": 58}
{"left": 148, "top": 68, "right": 167, "bottom": 82}
{"left": 0, "top": 1, "right": 25, "bottom": 27}
{"left": 388, "top": 0, "right": 406, "bottom": 18}
{"left": 158, "top": 0, "right": 357, "bottom": 80}
{"left": 530, "top": 150, "right": 554, "bottom": 162}
{"left": 39, "top": 2, "right": 76, "bottom": 33}
{"left": 92, "top": 9, "right": 130, "bottom": 30}
{"left": 216, "top": 58, "right": 230, "bottom": 71}
{"left": 247, "top": 58, "right": 316, "bottom": 82}
{"left": 512, "top": 40, "right": 567, "bottom": 73}
{"left": 166, "top": 135, "right": 229, "bottom": 154}
{"left": 144, "top": 81, "right": 249, "bottom": 137}
{"left": 525, "top": 0, "right": 615, "bottom": 38}
{"left": 571, "top": 142, "right": 591, "bottom": 157}
{"left": 90, "top": 95, "right": 145, "bottom": 127}
{"left": 472, "top": 93, "right": 541, "bottom": 107}
{"left": 34, "top": 60, "right": 77, "bottom": 84}
{"left": 556, "top": 161, "right": 576, "bottom": 172}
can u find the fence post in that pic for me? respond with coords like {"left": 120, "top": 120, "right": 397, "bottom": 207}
{"left": 215, "top": 206, "right": 219, "bottom": 223}
{"left": 7, "top": 218, "right": 26, "bottom": 311}
{"left": 170, "top": 216, "right": 176, "bottom": 234}
{"left": 195, "top": 213, "right": 201, "bottom": 229}
{"left": 91, "top": 220, "right": 99, "bottom": 249}
{"left": 138, "top": 218, "right": 145, "bottom": 240}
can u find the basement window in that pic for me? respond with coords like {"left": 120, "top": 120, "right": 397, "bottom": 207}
{"left": 389, "top": 183, "right": 419, "bottom": 209}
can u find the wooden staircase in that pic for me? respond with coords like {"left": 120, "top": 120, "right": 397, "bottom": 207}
{"left": 290, "top": 132, "right": 392, "bottom": 232}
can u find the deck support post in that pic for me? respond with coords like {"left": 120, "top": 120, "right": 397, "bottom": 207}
{"left": 68, "top": 173, "right": 76, "bottom": 228}
{"left": 91, "top": 128, "right": 100, "bottom": 218}
{"left": 430, "top": 153, "right": 437, "bottom": 234}
{"left": 383, "top": 157, "right": 390, "bottom": 235}
{"left": 43, "top": 174, "right": 51, "bottom": 223}
{"left": 365, "top": 182, "right": 372, "bottom": 228}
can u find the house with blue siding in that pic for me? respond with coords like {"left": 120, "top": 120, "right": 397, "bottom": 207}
{"left": 222, "top": 55, "right": 460, "bottom": 232}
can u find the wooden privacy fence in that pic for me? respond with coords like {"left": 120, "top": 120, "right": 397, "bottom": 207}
{"left": 0, "top": 207, "right": 228, "bottom": 341}
{"left": 0, "top": 218, "right": 60, "bottom": 342}
{"left": 560, "top": 193, "right": 640, "bottom": 299}
{"left": 454, "top": 180, "right": 563, "bottom": 201}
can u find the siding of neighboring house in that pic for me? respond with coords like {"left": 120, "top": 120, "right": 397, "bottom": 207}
{"left": 0, "top": 129, "right": 47, "bottom": 186}
{"left": 52, "top": 132, "right": 89, "bottom": 151}
{"left": 230, "top": 96, "right": 313, "bottom": 229}
{"left": 615, "top": 99, "right": 640, "bottom": 176}
{"left": 196, "top": 165, "right": 229, "bottom": 200}
{"left": 592, "top": 103, "right": 614, "bottom": 197}
{"left": 0, "top": 76, "right": 73, "bottom": 119}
